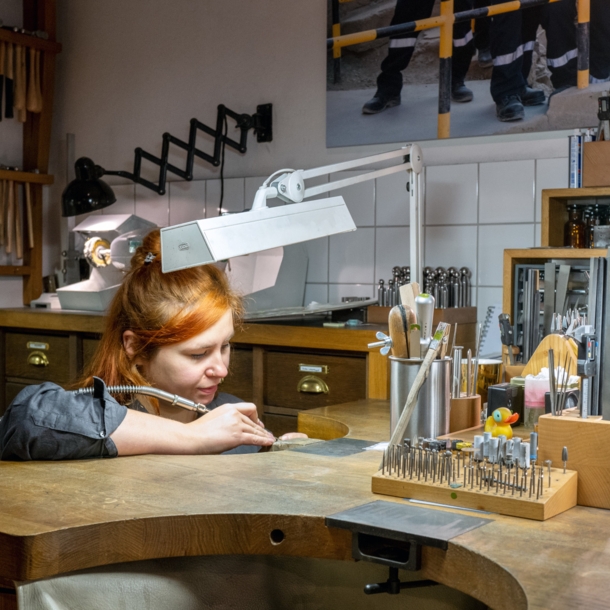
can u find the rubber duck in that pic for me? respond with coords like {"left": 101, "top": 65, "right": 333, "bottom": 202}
{"left": 484, "top": 407, "right": 519, "bottom": 439}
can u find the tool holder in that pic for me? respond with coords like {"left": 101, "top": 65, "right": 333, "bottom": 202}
{"left": 538, "top": 412, "right": 610, "bottom": 509}
{"left": 373, "top": 443, "right": 577, "bottom": 521}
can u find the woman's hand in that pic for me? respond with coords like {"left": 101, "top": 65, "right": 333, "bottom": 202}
{"left": 111, "top": 403, "right": 274, "bottom": 456}
{"left": 189, "top": 402, "right": 275, "bottom": 453}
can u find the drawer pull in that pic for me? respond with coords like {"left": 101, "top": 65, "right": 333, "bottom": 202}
{"left": 297, "top": 375, "right": 329, "bottom": 394}
{"left": 28, "top": 351, "right": 49, "bottom": 367}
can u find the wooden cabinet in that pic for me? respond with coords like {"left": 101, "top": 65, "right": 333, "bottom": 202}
{"left": 0, "top": 309, "right": 390, "bottom": 433}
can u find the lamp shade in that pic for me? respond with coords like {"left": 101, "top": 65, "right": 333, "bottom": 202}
{"left": 61, "top": 157, "right": 117, "bottom": 217}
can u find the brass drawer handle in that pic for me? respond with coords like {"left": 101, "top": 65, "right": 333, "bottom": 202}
{"left": 28, "top": 351, "right": 49, "bottom": 367}
{"left": 297, "top": 375, "right": 329, "bottom": 394}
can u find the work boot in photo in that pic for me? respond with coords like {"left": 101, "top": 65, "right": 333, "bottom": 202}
{"left": 452, "top": 82, "right": 474, "bottom": 103}
{"left": 496, "top": 95, "right": 524, "bottom": 121}
{"left": 362, "top": 94, "right": 401, "bottom": 114}
{"left": 520, "top": 87, "right": 545, "bottom": 106}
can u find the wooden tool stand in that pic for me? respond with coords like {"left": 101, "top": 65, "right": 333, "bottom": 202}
{"left": 0, "top": 1, "right": 61, "bottom": 304}
{"left": 538, "top": 412, "right": 610, "bottom": 510}
{"left": 372, "top": 452, "right": 577, "bottom": 521}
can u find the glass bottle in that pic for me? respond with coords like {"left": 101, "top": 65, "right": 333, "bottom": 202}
{"left": 564, "top": 205, "right": 586, "bottom": 248}
{"left": 583, "top": 206, "right": 593, "bottom": 248}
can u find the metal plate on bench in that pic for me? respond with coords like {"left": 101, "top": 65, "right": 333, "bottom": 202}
{"left": 326, "top": 500, "right": 491, "bottom": 550}
{"left": 289, "top": 438, "right": 376, "bottom": 457}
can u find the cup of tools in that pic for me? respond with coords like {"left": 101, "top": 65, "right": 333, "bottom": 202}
{"left": 389, "top": 356, "right": 451, "bottom": 440}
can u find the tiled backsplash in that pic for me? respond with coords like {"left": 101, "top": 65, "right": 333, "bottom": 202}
{"left": 58, "top": 156, "right": 571, "bottom": 323}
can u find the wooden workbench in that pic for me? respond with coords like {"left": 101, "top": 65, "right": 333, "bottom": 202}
{"left": 1, "top": 400, "right": 609, "bottom": 609}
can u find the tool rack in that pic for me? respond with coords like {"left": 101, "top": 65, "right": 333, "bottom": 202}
{"left": 0, "top": 0, "right": 61, "bottom": 304}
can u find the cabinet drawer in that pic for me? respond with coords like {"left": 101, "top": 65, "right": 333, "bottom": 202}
{"left": 264, "top": 351, "right": 366, "bottom": 410}
{"left": 222, "top": 347, "right": 253, "bottom": 402}
{"left": 5, "top": 333, "right": 70, "bottom": 384}
{"left": 82, "top": 338, "right": 100, "bottom": 372}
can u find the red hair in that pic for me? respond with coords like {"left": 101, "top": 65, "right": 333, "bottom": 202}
{"left": 78, "top": 229, "right": 243, "bottom": 408}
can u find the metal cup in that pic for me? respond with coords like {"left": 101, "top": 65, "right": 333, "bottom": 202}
{"left": 390, "top": 356, "right": 451, "bottom": 439}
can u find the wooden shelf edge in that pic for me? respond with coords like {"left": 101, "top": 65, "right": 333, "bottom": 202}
{"left": 0, "top": 266, "right": 31, "bottom": 276}
{"left": 0, "top": 170, "right": 53, "bottom": 184}
{"left": 504, "top": 247, "right": 607, "bottom": 259}
{"left": 0, "top": 29, "right": 62, "bottom": 53}
{"left": 542, "top": 187, "right": 610, "bottom": 199}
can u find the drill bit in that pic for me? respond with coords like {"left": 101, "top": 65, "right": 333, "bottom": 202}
{"left": 562, "top": 446, "right": 568, "bottom": 474}
{"left": 545, "top": 460, "right": 552, "bottom": 488}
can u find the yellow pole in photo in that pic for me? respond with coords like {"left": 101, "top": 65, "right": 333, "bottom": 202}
{"left": 577, "top": 0, "right": 590, "bottom": 89}
{"left": 438, "top": 0, "right": 454, "bottom": 139}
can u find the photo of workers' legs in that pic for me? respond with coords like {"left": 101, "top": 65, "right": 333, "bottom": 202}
{"left": 590, "top": 0, "right": 610, "bottom": 83}
{"left": 489, "top": 2, "right": 545, "bottom": 121}
{"left": 473, "top": 0, "right": 492, "bottom": 68}
{"left": 362, "top": 0, "right": 475, "bottom": 114}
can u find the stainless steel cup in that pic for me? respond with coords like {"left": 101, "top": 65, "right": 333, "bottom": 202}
{"left": 390, "top": 356, "right": 451, "bottom": 439}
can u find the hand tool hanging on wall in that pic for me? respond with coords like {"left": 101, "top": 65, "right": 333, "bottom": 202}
{"left": 0, "top": 180, "right": 5, "bottom": 246}
{"left": 4, "top": 42, "right": 14, "bottom": 119}
{"left": 0, "top": 42, "right": 4, "bottom": 121}
{"left": 14, "top": 180, "right": 23, "bottom": 259}
{"left": 6, "top": 180, "right": 14, "bottom": 254}
{"left": 17, "top": 43, "right": 27, "bottom": 122}
{"left": 24, "top": 182, "right": 34, "bottom": 249}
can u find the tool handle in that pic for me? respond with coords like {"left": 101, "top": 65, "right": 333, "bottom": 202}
{"left": 26, "top": 47, "right": 36, "bottom": 112}
{"left": 388, "top": 306, "right": 408, "bottom": 358}
{"left": 6, "top": 180, "right": 13, "bottom": 253}
{"left": 0, "top": 180, "right": 4, "bottom": 245}
{"left": 33, "top": 49, "right": 42, "bottom": 112}
{"left": 14, "top": 181, "right": 22, "bottom": 259}
{"left": 24, "top": 182, "right": 34, "bottom": 248}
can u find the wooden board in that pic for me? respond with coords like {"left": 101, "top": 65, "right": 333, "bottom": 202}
{"left": 538, "top": 412, "right": 610, "bottom": 509}
{"left": 583, "top": 142, "right": 610, "bottom": 188}
{"left": 521, "top": 333, "right": 578, "bottom": 378}
{"left": 372, "top": 468, "right": 577, "bottom": 521}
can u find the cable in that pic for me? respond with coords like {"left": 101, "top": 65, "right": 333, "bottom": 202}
{"left": 218, "top": 113, "right": 229, "bottom": 215}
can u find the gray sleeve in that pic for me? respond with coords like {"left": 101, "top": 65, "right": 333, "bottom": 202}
{"left": 0, "top": 379, "right": 128, "bottom": 461}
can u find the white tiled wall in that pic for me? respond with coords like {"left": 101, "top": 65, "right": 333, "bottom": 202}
{"left": 91, "top": 156, "right": 573, "bottom": 321}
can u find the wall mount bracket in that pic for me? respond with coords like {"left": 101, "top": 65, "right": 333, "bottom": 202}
{"left": 103, "top": 103, "right": 273, "bottom": 195}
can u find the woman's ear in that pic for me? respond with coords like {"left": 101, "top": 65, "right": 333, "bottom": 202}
{"left": 123, "top": 330, "right": 139, "bottom": 361}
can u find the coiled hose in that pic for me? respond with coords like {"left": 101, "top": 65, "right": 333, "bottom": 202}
{"left": 72, "top": 385, "right": 209, "bottom": 415}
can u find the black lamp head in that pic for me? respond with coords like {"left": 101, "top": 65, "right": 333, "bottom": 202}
{"left": 61, "top": 157, "right": 117, "bottom": 217}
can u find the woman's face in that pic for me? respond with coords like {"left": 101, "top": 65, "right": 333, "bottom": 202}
{"left": 137, "top": 309, "right": 234, "bottom": 405}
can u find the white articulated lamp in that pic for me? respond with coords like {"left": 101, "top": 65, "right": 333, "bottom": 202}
{"left": 160, "top": 143, "right": 423, "bottom": 285}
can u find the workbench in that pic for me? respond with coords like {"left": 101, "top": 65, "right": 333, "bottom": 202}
{"left": 1, "top": 399, "right": 609, "bottom": 610}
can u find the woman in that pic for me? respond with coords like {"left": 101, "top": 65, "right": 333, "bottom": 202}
{"left": 0, "top": 229, "right": 289, "bottom": 461}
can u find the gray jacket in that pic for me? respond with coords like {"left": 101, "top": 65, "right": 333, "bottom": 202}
{"left": 0, "top": 379, "right": 257, "bottom": 461}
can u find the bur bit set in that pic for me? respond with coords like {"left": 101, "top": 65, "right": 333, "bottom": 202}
{"left": 423, "top": 266, "right": 471, "bottom": 309}
{"left": 373, "top": 433, "right": 578, "bottom": 520}
{"left": 377, "top": 266, "right": 410, "bottom": 307}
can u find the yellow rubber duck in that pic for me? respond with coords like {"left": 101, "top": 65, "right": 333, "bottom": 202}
{"left": 484, "top": 407, "right": 519, "bottom": 439}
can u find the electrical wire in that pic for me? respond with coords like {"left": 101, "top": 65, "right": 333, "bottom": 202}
{"left": 218, "top": 113, "right": 229, "bottom": 215}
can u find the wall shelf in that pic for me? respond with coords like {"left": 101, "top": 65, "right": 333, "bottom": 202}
{"left": 0, "top": 170, "right": 53, "bottom": 184}
{"left": 0, "top": 0, "right": 60, "bottom": 305}
{"left": 0, "top": 28, "right": 61, "bottom": 54}
{"left": 502, "top": 248, "right": 607, "bottom": 318}
{"left": 542, "top": 187, "right": 610, "bottom": 247}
